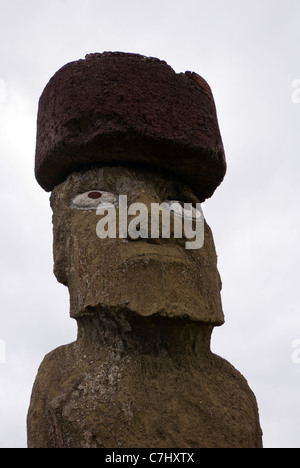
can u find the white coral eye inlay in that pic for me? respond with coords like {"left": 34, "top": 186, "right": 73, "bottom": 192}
{"left": 162, "top": 200, "right": 202, "bottom": 219}
{"left": 71, "top": 191, "right": 119, "bottom": 210}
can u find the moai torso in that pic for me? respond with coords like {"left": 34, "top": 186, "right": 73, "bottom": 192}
{"left": 27, "top": 52, "right": 262, "bottom": 448}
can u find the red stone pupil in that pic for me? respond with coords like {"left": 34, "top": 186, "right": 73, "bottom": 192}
{"left": 88, "top": 191, "right": 102, "bottom": 199}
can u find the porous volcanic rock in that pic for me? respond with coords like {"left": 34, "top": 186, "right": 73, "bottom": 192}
{"left": 27, "top": 166, "right": 263, "bottom": 448}
{"left": 34, "top": 52, "right": 226, "bottom": 201}
{"left": 49, "top": 166, "right": 225, "bottom": 324}
{"left": 27, "top": 312, "right": 263, "bottom": 448}
{"left": 28, "top": 53, "right": 263, "bottom": 449}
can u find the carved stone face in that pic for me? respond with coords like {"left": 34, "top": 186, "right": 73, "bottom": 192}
{"left": 50, "top": 166, "right": 224, "bottom": 325}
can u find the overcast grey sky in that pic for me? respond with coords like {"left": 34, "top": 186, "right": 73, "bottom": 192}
{"left": 0, "top": 0, "right": 299, "bottom": 448}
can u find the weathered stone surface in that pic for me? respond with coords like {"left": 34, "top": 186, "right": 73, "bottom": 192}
{"left": 28, "top": 55, "right": 263, "bottom": 449}
{"left": 27, "top": 312, "right": 263, "bottom": 448}
{"left": 27, "top": 165, "right": 263, "bottom": 448}
{"left": 50, "top": 166, "right": 224, "bottom": 324}
{"left": 34, "top": 52, "right": 226, "bottom": 201}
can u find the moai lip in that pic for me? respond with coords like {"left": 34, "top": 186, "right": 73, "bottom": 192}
{"left": 34, "top": 52, "right": 226, "bottom": 202}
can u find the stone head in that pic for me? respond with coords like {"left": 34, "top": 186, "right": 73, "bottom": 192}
{"left": 50, "top": 164, "right": 224, "bottom": 324}
{"left": 34, "top": 52, "right": 226, "bottom": 326}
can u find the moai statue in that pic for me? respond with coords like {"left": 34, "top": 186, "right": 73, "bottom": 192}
{"left": 27, "top": 52, "right": 262, "bottom": 448}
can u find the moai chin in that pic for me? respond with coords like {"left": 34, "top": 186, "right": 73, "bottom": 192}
{"left": 27, "top": 52, "right": 263, "bottom": 448}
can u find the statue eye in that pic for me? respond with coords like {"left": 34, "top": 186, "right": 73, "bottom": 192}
{"left": 87, "top": 191, "right": 102, "bottom": 199}
{"left": 71, "top": 191, "right": 118, "bottom": 210}
{"left": 162, "top": 200, "right": 202, "bottom": 220}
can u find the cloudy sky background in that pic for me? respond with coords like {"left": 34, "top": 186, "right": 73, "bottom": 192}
{"left": 0, "top": 0, "right": 299, "bottom": 448}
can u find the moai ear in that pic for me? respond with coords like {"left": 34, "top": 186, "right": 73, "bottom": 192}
{"left": 53, "top": 224, "right": 69, "bottom": 286}
{"left": 50, "top": 191, "right": 70, "bottom": 287}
